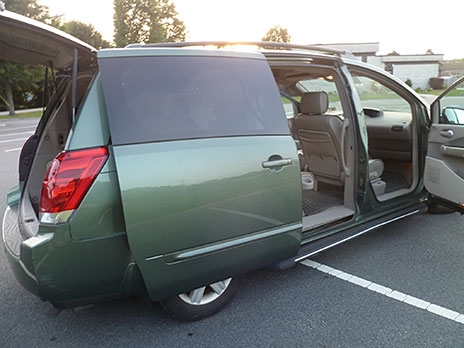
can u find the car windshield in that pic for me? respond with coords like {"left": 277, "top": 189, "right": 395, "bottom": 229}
{"left": 99, "top": 55, "right": 289, "bottom": 145}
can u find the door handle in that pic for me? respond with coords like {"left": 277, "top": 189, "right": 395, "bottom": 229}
{"left": 440, "top": 129, "right": 454, "bottom": 138}
{"left": 440, "top": 145, "right": 464, "bottom": 158}
{"left": 262, "top": 158, "right": 292, "bottom": 169}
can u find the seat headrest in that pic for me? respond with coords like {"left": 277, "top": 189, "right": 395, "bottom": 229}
{"left": 300, "top": 92, "right": 329, "bottom": 115}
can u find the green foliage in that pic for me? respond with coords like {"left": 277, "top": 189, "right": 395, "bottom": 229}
{"left": 3, "top": 0, "right": 60, "bottom": 26}
{"left": 60, "top": 21, "right": 112, "bottom": 49}
{"left": 0, "top": 110, "right": 42, "bottom": 120}
{"left": 357, "top": 92, "right": 402, "bottom": 101}
{"left": 0, "top": 0, "right": 110, "bottom": 114}
{"left": 262, "top": 26, "right": 291, "bottom": 43}
{"left": 114, "top": 0, "right": 152, "bottom": 47}
{"left": 0, "top": 61, "right": 44, "bottom": 111}
{"left": 0, "top": 0, "right": 52, "bottom": 114}
{"left": 4, "top": 0, "right": 47, "bottom": 20}
{"left": 0, "top": 62, "right": 41, "bottom": 89}
{"left": 113, "top": 0, "right": 187, "bottom": 48}
{"left": 405, "top": 78, "right": 413, "bottom": 87}
{"left": 420, "top": 88, "right": 464, "bottom": 96}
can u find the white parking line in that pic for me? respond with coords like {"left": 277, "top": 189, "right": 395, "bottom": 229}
{"left": 301, "top": 259, "right": 464, "bottom": 325}
{"left": 0, "top": 125, "right": 36, "bottom": 132}
{"left": 0, "top": 131, "right": 33, "bottom": 138}
{"left": 4, "top": 147, "right": 22, "bottom": 153}
{"left": 0, "top": 123, "right": 5, "bottom": 127}
{"left": 0, "top": 137, "right": 28, "bottom": 144}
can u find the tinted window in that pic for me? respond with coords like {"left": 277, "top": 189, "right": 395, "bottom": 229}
{"left": 99, "top": 56, "right": 288, "bottom": 145}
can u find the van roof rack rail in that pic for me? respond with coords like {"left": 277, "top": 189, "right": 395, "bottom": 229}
{"left": 125, "top": 41, "right": 354, "bottom": 58}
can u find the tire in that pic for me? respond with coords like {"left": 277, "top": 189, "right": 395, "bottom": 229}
{"left": 160, "top": 277, "right": 239, "bottom": 321}
{"left": 427, "top": 201, "right": 455, "bottom": 214}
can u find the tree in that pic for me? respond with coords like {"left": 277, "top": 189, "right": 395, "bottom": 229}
{"left": 0, "top": 0, "right": 52, "bottom": 115}
{"left": 386, "top": 50, "right": 400, "bottom": 56}
{"left": 60, "top": 21, "right": 111, "bottom": 49}
{"left": 113, "top": 0, "right": 187, "bottom": 48}
{"left": 262, "top": 25, "right": 291, "bottom": 43}
{"left": 4, "top": 0, "right": 48, "bottom": 22}
{"left": 426, "top": 48, "right": 435, "bottom": 55}
{"left": 0, "top": 62, "right": 43, "bottom": 115}
{"left": 157, "top": 0, "right": 187, "bottom": 43}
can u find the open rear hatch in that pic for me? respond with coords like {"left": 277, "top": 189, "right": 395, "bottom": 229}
{"left": 0, "top": 8, "right": 96, "bottom": 68}
{"left": 0, "top": 8, "right": 97, "bottom": 238}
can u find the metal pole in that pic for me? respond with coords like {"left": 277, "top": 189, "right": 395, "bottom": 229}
{"left": 72, "top": 48, "right": 78, "bottom": 122}
{"left": 42, "top": 66, "right": 48, "bottom": 112}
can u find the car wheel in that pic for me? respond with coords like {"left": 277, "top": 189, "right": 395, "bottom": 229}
{"left": 160, "top": 277, "right": 238, "bottom": 321}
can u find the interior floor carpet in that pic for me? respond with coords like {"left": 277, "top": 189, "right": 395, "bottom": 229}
{"left": 382, "top": 170, "right": 410, "bottom": 193}
{"left": 302, "top": 182, "right": 344, "bottom": 216}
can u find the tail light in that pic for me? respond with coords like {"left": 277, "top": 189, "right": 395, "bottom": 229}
{"left": 39, "top": 147, "right": 108, "bottom": 224}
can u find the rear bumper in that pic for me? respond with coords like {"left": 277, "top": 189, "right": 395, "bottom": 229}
{"left": 2, "top": 203, "right": 142, "bottom": 306}
{"left": 2, "top": 205, "right": 40, "bottom": 297}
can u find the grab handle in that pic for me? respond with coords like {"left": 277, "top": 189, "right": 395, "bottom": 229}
{"left": 341, "top": 118, "right": 351, "bottom": 177}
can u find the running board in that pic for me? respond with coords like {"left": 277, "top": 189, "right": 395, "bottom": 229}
{"left": 271, "top": 203, "right": 427, "bottom": 271}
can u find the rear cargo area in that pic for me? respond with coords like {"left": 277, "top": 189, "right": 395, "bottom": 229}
{"left": 19, "top": 74, "right": 93, "bottom": 238}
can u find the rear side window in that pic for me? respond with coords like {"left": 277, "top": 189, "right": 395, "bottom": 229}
{"left": 99, "top": 56, "right": 288, "bottom": 145}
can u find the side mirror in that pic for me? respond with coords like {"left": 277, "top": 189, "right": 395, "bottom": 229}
{"left": 441, "top": 106, "right": 464, "bottom": 125}
{"left": 282, "top": 101, "right": 297, "bottom": 119}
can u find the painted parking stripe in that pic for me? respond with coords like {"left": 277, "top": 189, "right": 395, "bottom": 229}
{"left": 301, "top": 259, "right": 464, "bottom": 325}
{"left": 0, "top": 131, "right": 34, "bottom": 138}
{"left": 4, "top": 147, "right": 22, "bottom": 153}
{"left": 0, "top": 125, "right": 36, "bottom": 132}
{"left": 0, "top": 137, "right": 28, "bottom": 144}
{"left": 0, "top": 123, "right": 5, "bottom": 127}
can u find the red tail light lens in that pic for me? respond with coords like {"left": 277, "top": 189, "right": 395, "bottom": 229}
{"left": 39, "top": 147, "right": 109, "bottom": 214}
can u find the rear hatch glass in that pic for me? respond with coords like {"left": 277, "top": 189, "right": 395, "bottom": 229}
{"left": 98, "top": 55, "right": 288, "bottom": 145}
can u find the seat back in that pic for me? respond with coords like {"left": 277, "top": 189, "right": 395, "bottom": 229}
{"left": 295, "top": 92, "right": 344, "bottom": 185}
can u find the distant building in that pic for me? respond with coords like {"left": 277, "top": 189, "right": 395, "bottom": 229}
{"left": 315, "top": 42, "right": 444, "bottom": 89}
{"left": 440, "top": 61, "right": 464, "bottom": 76}
{"left": 438, "top": 61, "right": 464, "bottom": 87}
{"left": 314, "top": 42, "right": 379, "bottom": 63}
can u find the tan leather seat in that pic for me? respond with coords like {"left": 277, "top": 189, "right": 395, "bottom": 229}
{"left": 295, "top": 91, "right": 385, "bottom": 194}
{"left": 295, "top": 92, "right": 345, "bottom": 187}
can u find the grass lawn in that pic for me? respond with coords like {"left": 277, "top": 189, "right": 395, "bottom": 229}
{"left": 282, "top": 94, "right": 341, "bottom": 103}
{"left": 419, "top": 88, "right": 464, "bottom": 96}
{"left": 0, "top": 110, "right": 43, "bottom": 120}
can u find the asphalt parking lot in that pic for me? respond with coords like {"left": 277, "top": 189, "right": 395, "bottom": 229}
{"left": 1, "top": 118, "right": 464, "bottom": 347}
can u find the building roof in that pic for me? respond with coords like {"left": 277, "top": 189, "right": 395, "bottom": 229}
{"left": 312, "top": 42, "right": 379, "bottom": 55}
{"left": 440, "top": 61, "right": 464, "bottom": 68}
{"left": 380, "top": 54, "right": 444, "bottom": 64}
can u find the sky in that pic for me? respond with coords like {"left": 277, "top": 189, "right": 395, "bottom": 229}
{"left": 39, "top": 0, "right": 464, "bottom": 59}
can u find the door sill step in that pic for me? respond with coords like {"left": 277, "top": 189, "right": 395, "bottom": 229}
{"left": 302, "top": 205, "right": 354, "bottom": 231}
{"left": 270, "top": 202, "right": 427, "bottom": 271}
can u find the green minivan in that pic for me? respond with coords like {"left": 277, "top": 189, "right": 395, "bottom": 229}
{"left": 2, "top": 9, "right": 464, "bottom": 321}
